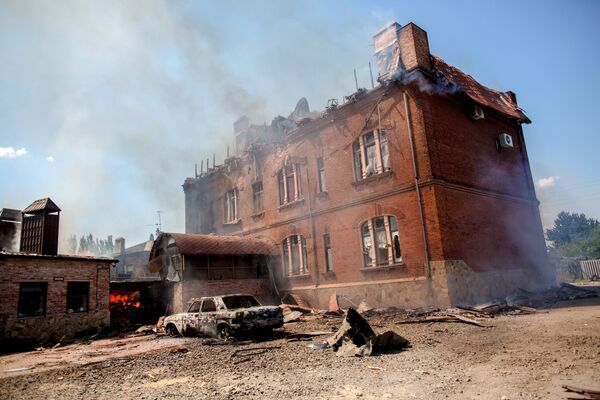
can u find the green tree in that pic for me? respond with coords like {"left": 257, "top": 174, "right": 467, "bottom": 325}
{"left": 547, "top": 212, "right": 600, "bottom": 258}
{"left": 546, "top": 212, "right": 598, "bottom": 247}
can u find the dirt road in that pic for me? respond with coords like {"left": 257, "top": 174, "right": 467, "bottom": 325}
{"left": 1, "top": 298, "right": 599, "bottom": 400}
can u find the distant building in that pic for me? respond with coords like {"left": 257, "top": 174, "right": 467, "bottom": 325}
{"left": 0, "top": 198, "right": 113, "bottom": 345}
{"left": 181, "top": 22, "right": 548, "bottom": 309}
{"left": 111, "top": 237, "right": 159, "bottom": 282}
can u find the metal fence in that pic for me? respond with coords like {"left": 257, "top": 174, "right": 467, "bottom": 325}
{"left": 580, "top": 259, "right": 600, "bottom": 280}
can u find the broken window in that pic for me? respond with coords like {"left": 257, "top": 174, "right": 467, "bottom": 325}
{"left": 188, "top": 301, "right": 201, "bottom": 313}
{"left": 223, "top": 188, "right": 238, "bottom": 223}
{"left": 324, "top": 233, "right": 333, "bottom": 272}
{"left": 353, "top": 129, "right": 391, "bottom": 180}
{"left": 201, "top": 299, "right": 216, "bottom": 312}
{"left": 360, "top": 215, "right": 402, "bottom": 268}
{"left": 282, "top": 234, "right": 308, "bottom": 276}
{"left": 66, "top": 281, "right": 89, "bottom": 313}
{"left": 252, "top": 181, "right": 263, "bottom": 213}
{"left": 278, "top": 163, "right": 302, "bottom": 205}
{"left": 317, "top": 157, "right": 326, "bottom": 192}
{"left": 18, "top": 282, "right": 47, "bottom": 318}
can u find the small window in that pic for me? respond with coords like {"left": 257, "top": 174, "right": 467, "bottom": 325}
{"left": 324, "top": 234, "right": 333, "bottom": 272}
{"left": 317, "top": 157, "right": 326, "bottom": 192}
{"left": 278, "top": 163, "right": 302, "bottom": 205}
{"left": 67, "top": 282, "right": 89, "bottom": 313}
{"left": 224, "top": 188, "right": 238, "bottom": 223}
{"left": 201, "top": 299, "right": 216, "bottom": 312}
{"left": 252, "top": 181, "right": 263, "bottom": 213}
{"left": 18, "top": 282, "right": 47, "bottom": 318}
{"left": 353, "top": 129, "right": 390, "bottom": 180}
{"left": 188, "top": 301, "right": 201, "bottom": 313}
{"left": 282, "top": 235, "right": 308, "bottom": 276}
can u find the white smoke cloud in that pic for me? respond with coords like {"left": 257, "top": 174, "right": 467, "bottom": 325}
{"left": 0, "top": 147, "right": 27, "bottom": 158}
{"left": 46, "top": 156, "right": 54, "bottom": 162}
{"left": 536, "top": 176, "right": 559, "bottom": 189}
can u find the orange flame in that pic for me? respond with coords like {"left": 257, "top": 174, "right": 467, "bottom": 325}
{"left": 109, "top": 291, "right": 141, "bottom": 308}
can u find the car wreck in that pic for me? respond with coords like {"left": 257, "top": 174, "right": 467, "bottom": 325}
{"left": 163, "top": 294, "right": 283, "bottom": 339}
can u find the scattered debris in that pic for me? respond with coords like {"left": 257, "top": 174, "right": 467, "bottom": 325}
{"left": 169, "top": 346, "right": 189, "bottom": 354}
{"left": 327, "top": 308, "right": 408, "bottom": 357}
{"left": 367, "top": 366, "right": 384, "bottom": 372}
{"left": 231, "top": 346, "right": 281, "bottom": 358}
{"left": 135, "top": 325, "right": 157, "bottom": 335}
{"left": 5, "top": 366, "right": 35, "bottom": 373}
{"left": 356, "top": 301, "right": 373, "bottom": 314}
{"left": 307, "top": 342, "right": 328, "bottom": 350}
{"left": 562, "top": 384, "right": 600, "bottom": 399}
{"left": 283, "top": 311, "right": 304, "bottom": 323}
{"left": 397, "top": 313, "right": 487, "bottom": 327}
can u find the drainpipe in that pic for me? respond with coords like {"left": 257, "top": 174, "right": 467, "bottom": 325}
{"left": 403, "top": 91, "right": 431, "bottom": 278}
{"left": 305, "top": 166, "right": 319, "bottom": 289}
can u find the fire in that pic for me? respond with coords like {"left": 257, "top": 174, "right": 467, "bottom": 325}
{"left": 110, "top": 291, "right": 141, "bottom": 308}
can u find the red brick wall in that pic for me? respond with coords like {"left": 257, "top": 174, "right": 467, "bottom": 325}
{"left": 0, "top": 255, "right": 112, "bottom": 342}
{"left": 183, "top": 83, "right": 545, "bottom": 302}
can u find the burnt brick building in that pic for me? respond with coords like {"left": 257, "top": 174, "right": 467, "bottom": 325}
{"left": 0, "top": 198, "right": 113, "bottom": 345}
{"left": 181, "top": 22, "right": 548, "bottom": 308}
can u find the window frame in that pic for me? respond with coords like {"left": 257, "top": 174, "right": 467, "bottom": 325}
{"left": 278, "top": 163, "right": 302, "bottom": 206}
{"left": 282, "top": 234, "right": 308, "bottom": 276}
{"left": 360, "top": 215, "right": 402, "bottom": 268}
{"left": 252, "top": 181, "right": 264, "bottom": 213}
{"left": 352, "top": 129, "right": 391, "bottom": 180}
{"left": 223, "top": 188, "right": 238, "bottom": 223}
{"left": 66, "top": 281, "right": 90, "bottom": 313}
{"left": 323, "top": 233, "right": 333, "bottom": 272}
{"left": 317, "top": 157, "right": 326, "bottom": 193}
{"left": 17, "top": 282, "right": 47, "bottom": 318}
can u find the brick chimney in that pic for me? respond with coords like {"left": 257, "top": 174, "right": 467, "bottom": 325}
{"left": 373, "top": 22, "right": 431, "bottom": 80}
{"left": 114, "top": 237, "right": 125, "bottom": 255}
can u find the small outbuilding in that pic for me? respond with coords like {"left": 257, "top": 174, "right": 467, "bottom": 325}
{"left": 148, "top": 233, "right": 280, "bottom": 313}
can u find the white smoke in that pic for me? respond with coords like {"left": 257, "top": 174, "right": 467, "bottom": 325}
{"left": 536, "top": 176, "right": 559, "bottom": 190}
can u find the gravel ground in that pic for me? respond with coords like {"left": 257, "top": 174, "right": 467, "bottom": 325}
{"left": 1, "top": 297, "right": 599, "bottom": 400}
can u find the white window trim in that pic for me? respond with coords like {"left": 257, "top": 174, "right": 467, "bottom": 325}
{"left": 361, "top": 215, "right": 402, "bottom": 268}
{"left": 224, "top": 188, "right": 238, "bottom": 223}
{"left": 283, "top": 234, "right": 308, "bottom": 276}
{"left": 279, "top": 163, "right": 302, "bottom": 205}
{"left": 354, "top": 129, "right": 390, "bottom": 180}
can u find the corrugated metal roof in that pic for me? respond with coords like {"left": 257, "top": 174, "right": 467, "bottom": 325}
{"left": 431, "top": 55, "right": 531, "bottom": 123}
{"left": 153, "top": 233, "right": 279, "bottom": 257}
{"left": 22, "top": 198, "right": 61, "bottom": 214}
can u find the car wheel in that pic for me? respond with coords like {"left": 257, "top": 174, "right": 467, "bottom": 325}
{"left": 166, "top": 324, "right": 181, "bottom": 337}
{"left": 217, "top": 324, "right": 233, "bottom": 340}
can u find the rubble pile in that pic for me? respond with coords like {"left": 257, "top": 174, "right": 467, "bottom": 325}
{"left": 326, "top": 308, "right": 408, "bottom": 357}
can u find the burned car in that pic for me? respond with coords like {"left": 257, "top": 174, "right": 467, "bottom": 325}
{"left": 163, "top": 294, "right": 283, "bottom": 338}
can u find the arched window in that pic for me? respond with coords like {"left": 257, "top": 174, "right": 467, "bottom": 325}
{"left": 278, "top": 162, "right": 302, "bottom": 205}
{"left": 282, "top": 235, "right": 308, "bottom": 276}
{"left": 360, "top": 215, "right": 401, "bottom": 267}
{"left": 353, "top": 129, "right": 390, "bottom": 181}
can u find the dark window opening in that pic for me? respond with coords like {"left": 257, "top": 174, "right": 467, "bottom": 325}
{"left": 222, "top": 295, "right": 260, "bottom": 310}
{"left": 324, "top": 234, "right": 333, "bottom": 272}
{"left": 18, "top": 282, "right": 47, "bottom": 318}
{"left": 67, "top": 281, "right": 89, "bottom": 313}
{"left": 188, "top": 301, "right": 201, "bottom": 313}
{"left": 201, "top": 299, "right": 216, "bottom": 312}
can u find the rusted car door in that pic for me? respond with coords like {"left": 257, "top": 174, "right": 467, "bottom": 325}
{"left": 197, "top": 299, "right": 218, "bottom": 337}
{"left": 184, "top": 301, "right": 202, "bottom": 334}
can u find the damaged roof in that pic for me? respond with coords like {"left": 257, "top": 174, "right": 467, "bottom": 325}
{"left": 151, "top": 233, "right": 279, "bottom": 259}
{"left": 431, "top": 55, "right": 531, "bottom": 123}
{"left": 22, "top": 198, "right": 61, "bottom": 214}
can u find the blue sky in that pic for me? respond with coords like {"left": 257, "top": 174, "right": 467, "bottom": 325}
{"left": 1, "top": 0, "right": 599, "bottom": 248}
